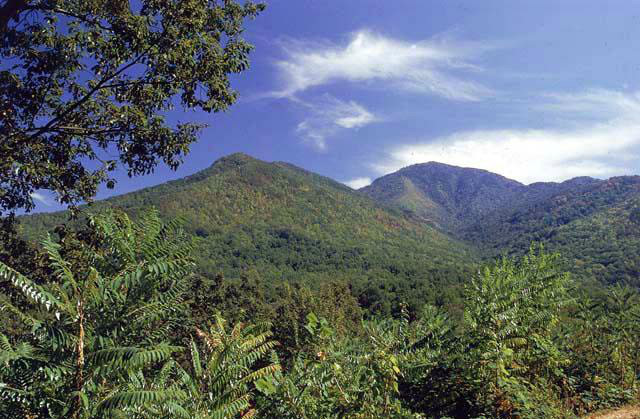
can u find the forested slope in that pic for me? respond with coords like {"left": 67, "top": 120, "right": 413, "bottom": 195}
{"left": 463, "top": 176, "right": 640, "bottom": 286}
{"left": 361, "top": 161, "right": 528, "bottom": 231}
{"left": 8, "top": 155, "right": 640, "bottom": 419}
{"left": 20, "top": 153, "right": 478, "bottom": 314}
{"left": 362, "top": 162, "right": 640, "bottom": 287}
{"left": 20, "top": 153, "right": 640, "bottom": 303}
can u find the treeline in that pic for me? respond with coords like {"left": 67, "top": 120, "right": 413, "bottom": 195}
{"left": 1, "top": 209, "right": 639, "bottom": 418}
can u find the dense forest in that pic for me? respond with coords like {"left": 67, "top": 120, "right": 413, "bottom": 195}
{"left": 1, "top": 0, "right": 639, "bottom": 417}
{"left": 2, "top": 209, "right": 640, "bottom": 418}
{"left": 2, "top": 153, "right": 640, "bottom": 418}
{"left": 20, "top": 154, "right": 640, "bottom": 306}
{"left": 363, "top": 162, "right": 640, "bottom": 288}
{"left": 19, "top": 154, "right": 479, "bottom": 316}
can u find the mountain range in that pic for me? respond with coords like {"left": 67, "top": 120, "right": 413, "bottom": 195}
{"left": 19, "top": 154, "right": 477, "bottom": 314}
{"left": 362, "top": 161, "right": 640, "bottom": 287}
{"left": 18, "top": 153, "right": 640, "bottom": 313}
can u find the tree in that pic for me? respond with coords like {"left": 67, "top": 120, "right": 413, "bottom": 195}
{"left": 462, "top": 245, "right": 571, "bottom": 418}
{"left": 0, "top": 0, "right": 264, "bottom": 213}
{"left": 563, "top": 289, "right": 640, "bottom": 413}
{"left": 0, "top": 209, "right": 195, "bottom": 418}
{"left": 180, "top": 315, "right": 280, "bottom": 418}
{"left": 601, "top": 285, "right": 640, "bottom": 390}
{"left": 259, "top": 312, "right": 419, "bottom": 419}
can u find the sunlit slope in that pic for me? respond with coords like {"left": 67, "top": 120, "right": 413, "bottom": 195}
{"left": 21, "top": 153, "right": 479, "bottom": 312}
{"left": 361, "top": 162, "right": 527, "bottom": 231}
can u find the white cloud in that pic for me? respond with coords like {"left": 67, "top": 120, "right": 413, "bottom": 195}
{"left": 343, "top": 177, "right": 372, "bottom": 189}
{"left": 296, "top": 95, "right": 376, "bottom": 151}
{"left": 374, "top": 89, "right": 640, "bottom": 184}
{"left": 275, "top": 30, "right": 495, "bottom": 101}
{"left": 541, "top": 89, "right": 640, "bottom": 117}
{"left": 31, "top": 191, "right": 52, "bottom": 206}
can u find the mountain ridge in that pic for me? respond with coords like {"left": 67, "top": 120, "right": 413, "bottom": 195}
{"left": 18, "top": 153, "right": 640, "bottom": 299}
{"left": 19, "top": 153, "right": 478, "bottom": 315}
{"left": 361, "top": 162, "right": 640, "bottom": 286}
{"left": 361, "top": 161, "right": 528, "bottom": 231}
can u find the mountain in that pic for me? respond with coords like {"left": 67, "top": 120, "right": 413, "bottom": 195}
{"left": 20, "top": 154, "right": 640, "bottom": 306}
{"left": 463, "top": 176, "right": 640, "bottom": 286}
{"left": 19, "top": 153, "right": 478, "bottom": 314}
{"left": 361, "top": 162, "right": 527, "bottom": 231}
{"left": 361, "top": 162, "right": 640, "bottom": 287}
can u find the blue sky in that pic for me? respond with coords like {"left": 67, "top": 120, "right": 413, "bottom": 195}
{"left": 31, "top": 1, "right": 640, "bottom": 210}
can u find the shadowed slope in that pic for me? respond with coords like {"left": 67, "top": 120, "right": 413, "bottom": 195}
{"left": 362, "top": 161, "right": 640, "bottom": 286}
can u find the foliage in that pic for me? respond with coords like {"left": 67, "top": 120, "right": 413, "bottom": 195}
{"left": 465, "top": 177, "right": 640, "bottom": 288}
{"left": 362, "top": 160, "right": 640, "bottom": 288}
{"left": 0, "top": 209, "right": 195, "bottom": 418}
{"left": 4, "top": 1, "right": 639, "bottom": 417}
{"left": 179, "top": 315, "right": 281, "bottom": 419}
{"left": 9, "top": 154, "right": 640, "bottom": 418}
{"left": 267, "top": 281, "right": 364, "bottom": 361}
{"left": 20, "top": 153, "right": 478, "bottom": 317}
{"left": 0, "top": 0, "right": 264, "bottom": 213}
{"left": 4, "top": 208, "right": 640, "bottom": 418}
{"left": 361, "top": 161, "right": 527, "bottom": 232}
{"left": 22, "top": 152, "right": 640, "bottom": 318}
{"left": 397, "top": 248, "right": 639, "bottom": 419}
{"left": 256, "top": 312, "right": 421, "bottom": 419}
{"left": 460, "top": 246, "right": 571, "bottom": 418}
{"left": 561, "top": 285, "right": 640, "bottom": 414}
{"left": 0, "top": 214, "right": 49, "bottom": 338}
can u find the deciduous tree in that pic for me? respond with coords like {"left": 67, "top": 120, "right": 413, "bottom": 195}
{"left": 0, "top": 0, "right": 264, "bottom": 213}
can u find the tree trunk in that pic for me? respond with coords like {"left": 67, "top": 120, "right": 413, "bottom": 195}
{"left": 71, "top": 301, "right": 85, "bottom": 419}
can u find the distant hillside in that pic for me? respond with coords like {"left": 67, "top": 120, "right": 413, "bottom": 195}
{"left": 361, "top": 162, "right": 527, "bottom": 231}
{"left": 19, "top": 153, "right": 478, "bottom": 314}
{"left": 361, "top": 162, "right": 639, "bottom": 287}
{"left": 463, "top": 176, "right": 640, "bottom": 286}
{"left": 21, "top": 154, "right": 640, "bottom": 303}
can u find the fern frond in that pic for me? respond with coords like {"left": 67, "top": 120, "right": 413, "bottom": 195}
{"left": 239, "top": 364, "right": 282, "bottom": 385}
{"left": 89, "top": 345, "right": 179, "bottom": 370}
{"left": 41, "top": 234, "right": 78, "bottom": 291}
{"left": 210, "top": 394, "right": 251, "bottom": 419}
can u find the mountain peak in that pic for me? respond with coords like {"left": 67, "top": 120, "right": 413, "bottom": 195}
{"left": 398, "top": 161, "right": 524, "bottom": 185}
{"left": 19, "top": 152, "right": 475, "bottom": 318}
{"left": 212, "top": 152, "right": 257, "bottom": 166}
{"left": 562, "top": 176, "right": 599, "bottom": 186}
{"left": 196, "top": 152, "right": 261, "bottom": 178}
{"left": 362, "top": 161, "right": 527, "bottom": 230}
{"left": 408, "top": 161, "right": 470, "bottom": 169}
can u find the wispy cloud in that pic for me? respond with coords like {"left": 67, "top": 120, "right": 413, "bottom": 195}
{"left": 343, "top": 177, "right": 372, "bottom": 189}
{"left": 540, "top": 88, "right": 640, "bottom": 119}
{"left": 373, "top": 89, "right": 640, "bottom": 184}
{"left": 31, "top": 191, "right": 52, "bottom": 206}
{"left": 296, "top": 95, "right": 377, "bottom": 151}
{"left": 274, "top": 30, "right": 495, "bottom": 101}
